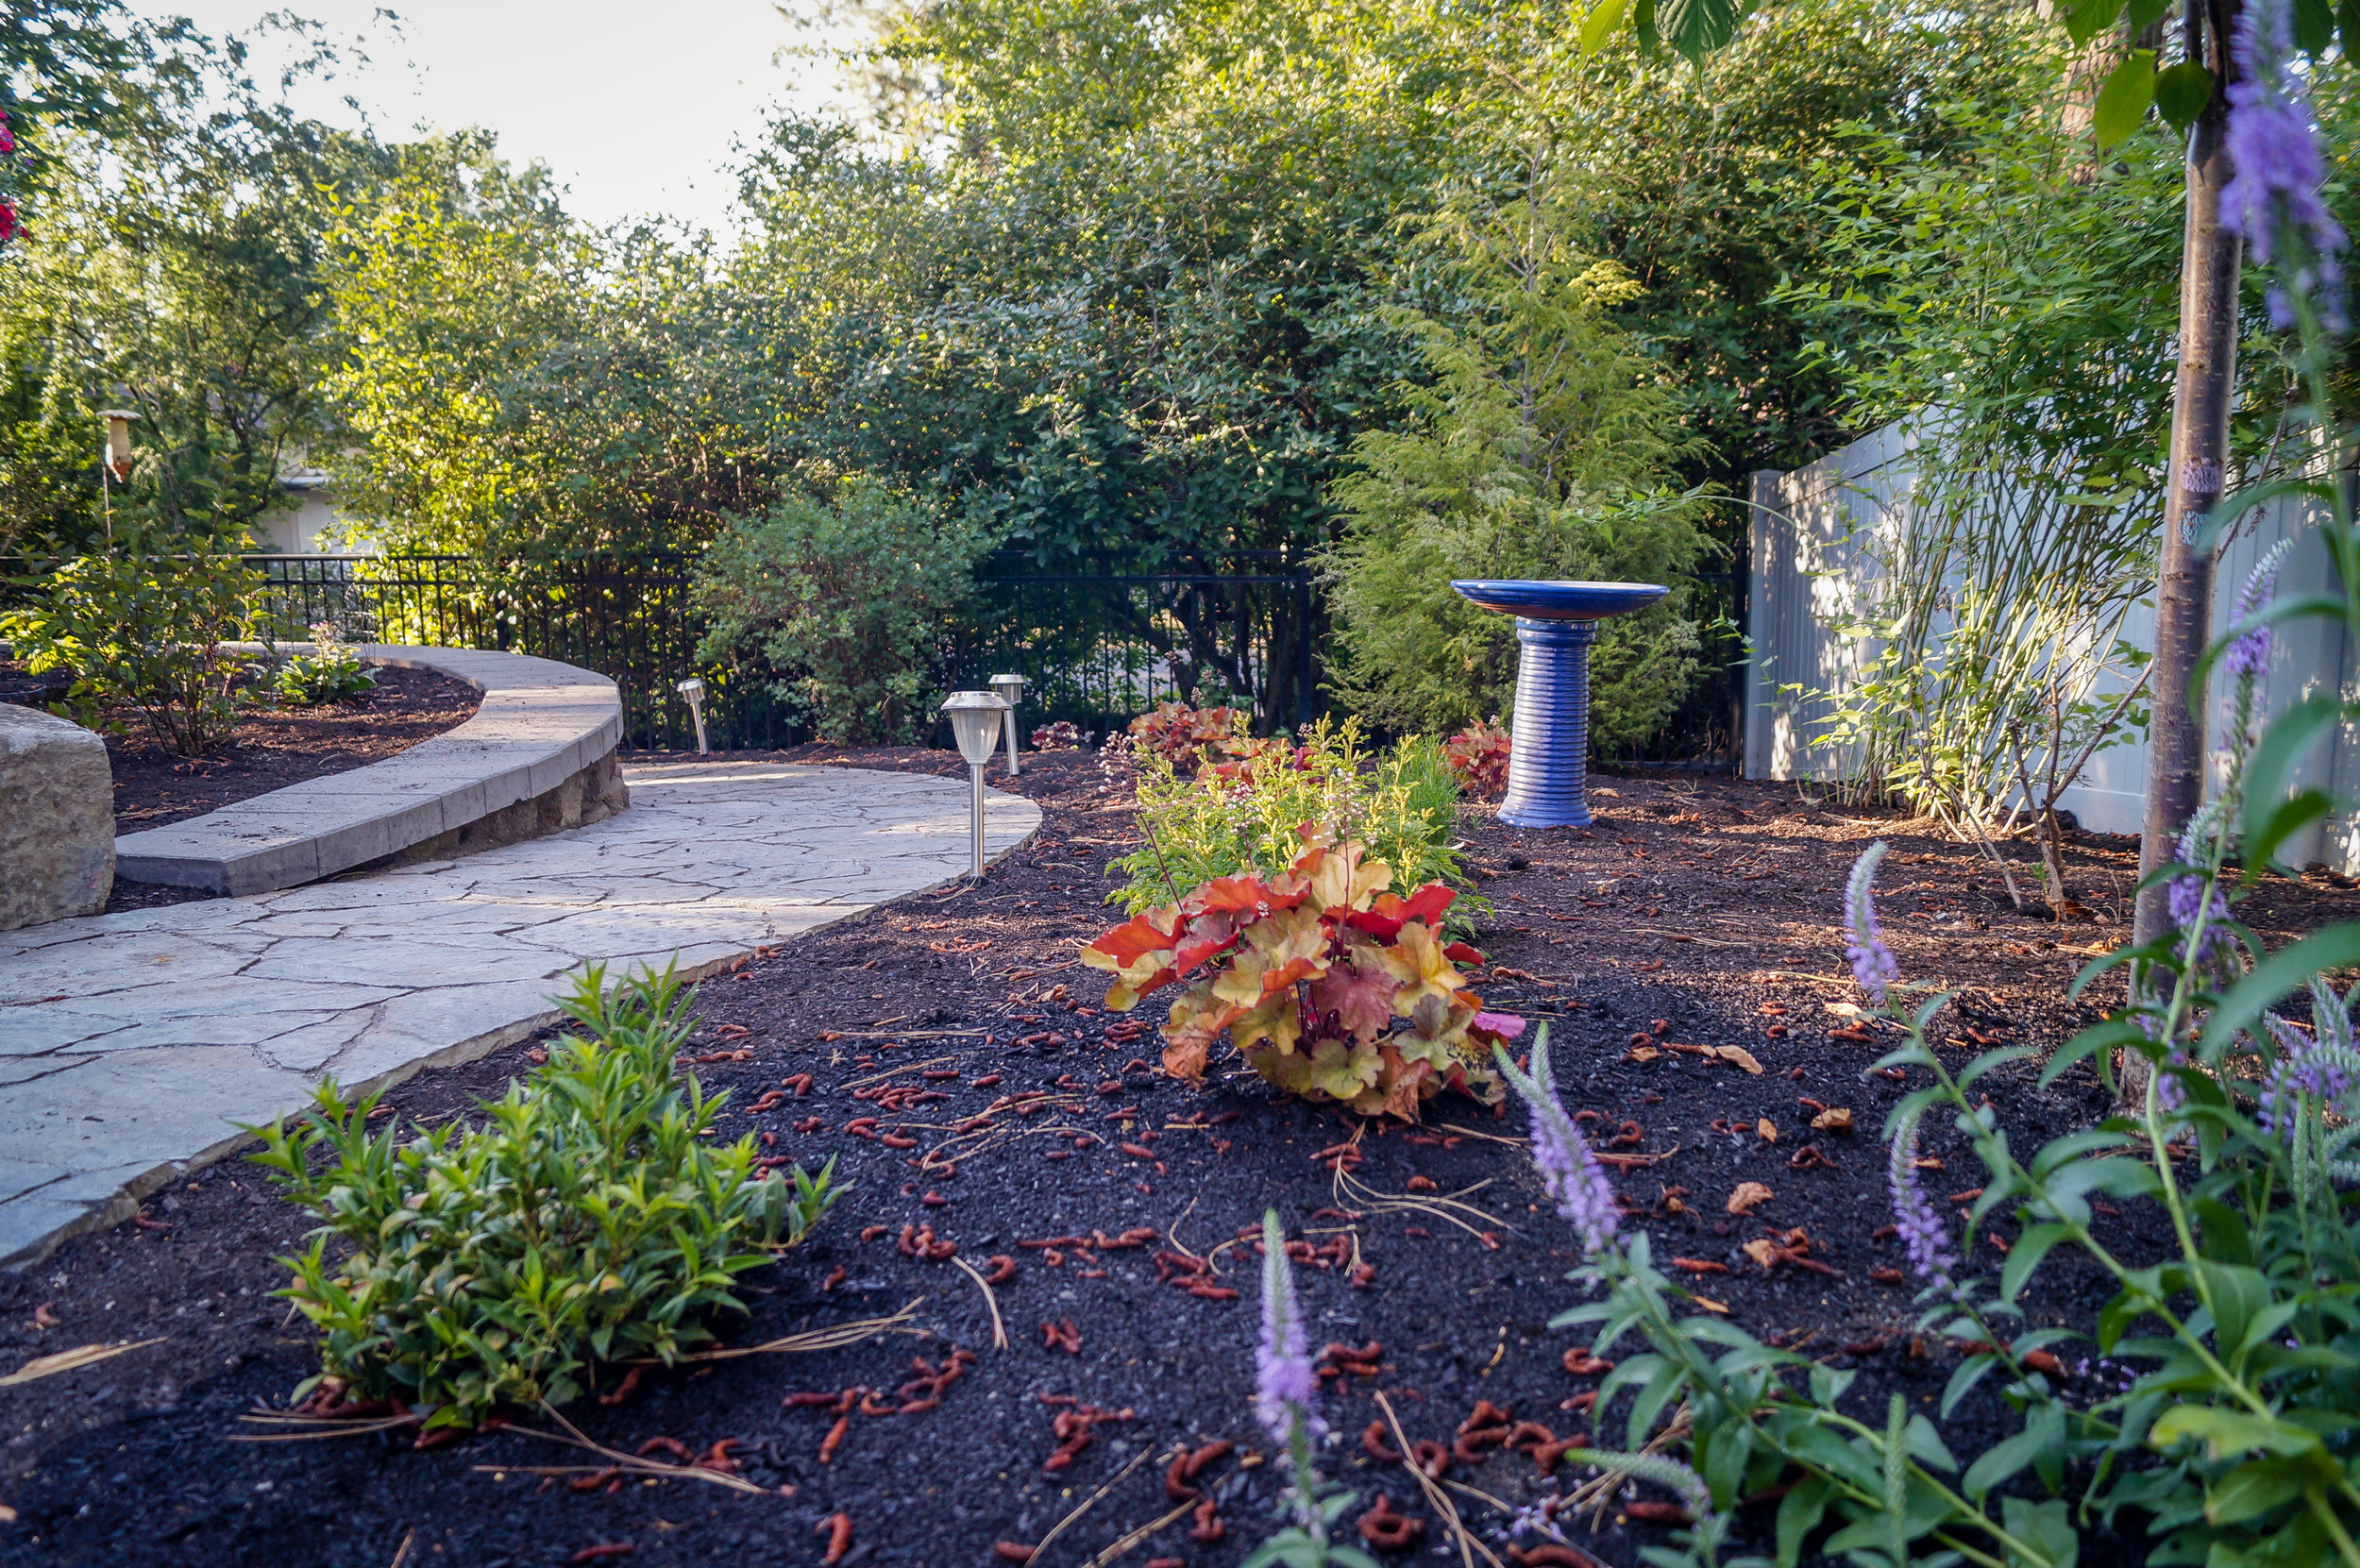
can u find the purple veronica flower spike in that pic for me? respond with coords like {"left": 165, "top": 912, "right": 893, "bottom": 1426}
{"left": 1887, "top": 1106, "right": 1956, "bottom": 1288}
{"left": 1255, "top": 1209, "right": 1323, "bottom": 1451}
{"left": 2224, "top": 542, "right": 2290, "bottom": 683}
{"left": 1845, "top": 842, "right": 1900, "bottom": 1004}
{"left": 1494, "top": 1029, "right": 1620, "bottom": 1254}
{"left": 2222, "top": 0, "right": 2348, "bottom": 331}
{"left": 2257, "top": 1014, "right": 2357, "bottom": 1136}
{"left": 2168, "top": 812, "right": 2234, "bottom": 968}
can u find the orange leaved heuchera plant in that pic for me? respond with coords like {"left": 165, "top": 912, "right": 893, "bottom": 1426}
{"left": 1078, "top": 835, "right": 1523, "bottom": 1116}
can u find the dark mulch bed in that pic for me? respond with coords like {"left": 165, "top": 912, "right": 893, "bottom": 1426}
{"left": 82, "top": 664, "right": 481, "bottom": 913}
{"left": 0, "top": 750, "right": 2352, "bottom": 1566}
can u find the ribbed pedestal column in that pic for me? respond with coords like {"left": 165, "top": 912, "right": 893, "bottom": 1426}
{"left": 1499, "top": 617, "right": 1596, "bottom": 829}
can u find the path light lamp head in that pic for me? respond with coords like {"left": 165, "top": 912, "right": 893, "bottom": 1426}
{"left": 941, "top": 690, "right": 1010, "bottom": 878}
{"left": 987, "top": 673, "right": 1028, "bottom": 776}
{"left": 675, "top": 676, "right": 709, "bottom": 754}
{"left": 99, "top": 411, "right": 136, "bottom": 481}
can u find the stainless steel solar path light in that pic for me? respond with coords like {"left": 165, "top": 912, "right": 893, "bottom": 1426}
{"left": 987, "top": 673, "right": 1028, "bottom": 776}
{"left": 676, "top": 677, "right": 709, "bottom": 753}
{"left": 942, "top": 691, "right": 1011, "bottom": 878}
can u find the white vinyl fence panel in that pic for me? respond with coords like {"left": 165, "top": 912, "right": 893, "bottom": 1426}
{"left": 1745, "top": 420, "right": 2360, "bottom": 872}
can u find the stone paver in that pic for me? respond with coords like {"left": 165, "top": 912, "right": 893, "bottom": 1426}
{"left": 0, "top": 761, "right": 1038, "bottom": 1266}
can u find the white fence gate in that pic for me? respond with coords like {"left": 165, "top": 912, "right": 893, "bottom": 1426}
{"left": 1744, "top": 419, "right": 2360, "bottom": 873}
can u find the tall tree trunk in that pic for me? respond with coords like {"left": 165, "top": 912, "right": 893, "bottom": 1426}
{"left": 2131, "top": 0, "right": 2242, "bottom": 1086}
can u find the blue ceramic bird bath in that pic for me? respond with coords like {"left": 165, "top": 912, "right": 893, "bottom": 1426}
{"left": 1450, "top": 580, "right": 1669, "bottom": 829}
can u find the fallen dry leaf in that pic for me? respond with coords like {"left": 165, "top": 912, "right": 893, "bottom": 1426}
{"left": 1756, "top": 1118, "right": 1779, "bottom": 1144}
{"left": 1725, "top": 1181, "right": 1774, "bottom": 1215}
{"left": 1715, "top": 1045, "right": 1764, "bottom": 1074}
{"left": 1623, "top": 1046, "right": 1661, "bottom": 1064}
{"left": 1693, "top": 1296, "right": 1731, "bottom": 1314}
{"left": 1811, "top": 1106, "right": 1854, "bottom": 1133}
{"left": 1741, "top": 1239, "right": 1780, "bottom": 1269}
{"left": 0, "top": 1338, "right": 165, "bottom": 1388}
{"left": 1823, "top": 1002, "right": 1863, "bottom": 1018}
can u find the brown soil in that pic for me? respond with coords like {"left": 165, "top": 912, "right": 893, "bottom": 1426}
{"left": 0, "top": 750, "right": 2351, "bottom": 1567}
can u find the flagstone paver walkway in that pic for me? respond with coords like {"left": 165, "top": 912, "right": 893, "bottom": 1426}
{"left": 0, "top": 760, "right": 1038, "bottom": 1266}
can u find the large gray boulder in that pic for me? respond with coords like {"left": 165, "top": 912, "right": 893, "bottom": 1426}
{"left": 0, "top": 704, "right": 113, "bottom": 930}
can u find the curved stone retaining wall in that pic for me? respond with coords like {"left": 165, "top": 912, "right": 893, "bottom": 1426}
{"left": 114, "top": 646, "right": 627, "bottom": 896}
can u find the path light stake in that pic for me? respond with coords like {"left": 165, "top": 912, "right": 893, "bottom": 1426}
{"left": 1448, "top": 580, "right": 1668, "bottom": 828}
{"left": 675, "top": 677, "right": 709, "bottom": 754}
{"left": 941, "top": 691, "right": 1010, "bottom": 878}
{"left": 987, "top": 673, "right": 1028, "bottom": 776}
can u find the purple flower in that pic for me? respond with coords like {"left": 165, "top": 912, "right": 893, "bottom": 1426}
{"left": 1255, "top": 1209, "right": 1323, "bottom": 1451}
{"left": 2222, "top": 0, "right": 2348, "bottom": 331}
{"left": 1494, "top": 1031, "right": 1620, "bottom": 1254}
{"left": 1845, "top": 842, "right": 1900, "bottom": 1004}
{"left": 2224, "top": 544, "right": 2288, "bottom": 683}
{"left": 2257, "top": 1014, "right": 2355, "bottom": 1135}
{"left": 2167, "top": 811, "right": 2236, "bottom": 968}
{"left": 1887, "top": 1107, "right": 1956, "bottom": 1287}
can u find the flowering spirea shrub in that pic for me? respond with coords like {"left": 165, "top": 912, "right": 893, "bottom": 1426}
{"left": 1081, "top": 835, "right": 1519, "bottom": 1114}
{"left": 1126, "top": 700, "right": 1245, "bottom": 772}
{"left": 1441, "top": 718, "right": 1511, "bottom": 797}
{"left": 0, "top": 106, "right": 20, "bottom": 248}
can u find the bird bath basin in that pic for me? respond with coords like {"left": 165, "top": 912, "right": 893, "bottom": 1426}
{"left": 1449, "top": 580, "right": 1669, "bottom": 828}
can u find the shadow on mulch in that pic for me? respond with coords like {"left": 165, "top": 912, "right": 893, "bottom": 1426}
{"left": 3, "top": 750, "right": 2337, "bottom": 1565}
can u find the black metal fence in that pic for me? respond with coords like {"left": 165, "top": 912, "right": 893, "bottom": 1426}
{"left": 244, "top": 550, "right": 1325, "bottom": 751}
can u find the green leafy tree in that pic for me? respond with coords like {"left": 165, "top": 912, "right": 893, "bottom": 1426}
{"left": 1323, "top": 161, "right": 1714, "bottom": 746}
{"left": 0, "top": 18, "right": 367, "bottom": 552}
{"left": 691, "top": 475, "right": 988, "bottom": 743}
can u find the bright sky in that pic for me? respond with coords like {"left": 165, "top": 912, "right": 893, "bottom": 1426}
{"left": 131, "top": 1, "right": 866, "bottom": 234}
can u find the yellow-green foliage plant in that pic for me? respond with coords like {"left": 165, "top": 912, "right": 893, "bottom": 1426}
{"left": 1106, "top": 716, "right": 1472, "bottom": 924}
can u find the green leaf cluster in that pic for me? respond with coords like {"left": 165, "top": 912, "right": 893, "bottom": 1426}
{"left": 0, "top": 531, "right": 262, "bottom": 753}
{"left": 272, "top": 644, "right": 376, "bottom": 707}
{"left": 689, "top": 476, "right": 990, "bottom": 744}
{"left": 245, "top": 964, "right": 843, "bottom": 1431}
{"left": 1107, "top": 716, "right": 1470, "bottom": 919}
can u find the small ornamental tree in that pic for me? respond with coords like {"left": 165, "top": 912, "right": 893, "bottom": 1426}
{"left": 1081, "top": 835, "right": 1523, "bottom": 1117}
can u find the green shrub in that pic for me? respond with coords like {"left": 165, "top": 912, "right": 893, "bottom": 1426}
{"left": 691, "top": 476, "right": 989, "bottom": 744}
{"left": 0, "top": 533, "right": 263, "bottom": 754}
{"left": 1107, "top": 717, "right": 1472, "bottom": 923}
{"left": 274, "top": 626, "right": 377, "bottom": 706}
{"left": 247, "top": 964, "right": 842, "bottom": 1430}
{"left": 1320, "top": 220, "right": 1715, "bottom": 750}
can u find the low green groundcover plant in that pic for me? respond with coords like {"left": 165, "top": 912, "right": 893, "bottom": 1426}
{"left": 1106, "top": 715, "right": 1469, "bottom": 923}
{"left": 274, "top": 623, "right": 378, "bottom": 706}
{"left": 247, "top": 964, "right": 841, "bottom": 1430}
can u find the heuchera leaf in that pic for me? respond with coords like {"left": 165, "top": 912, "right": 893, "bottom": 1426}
{"left": 1190, "top": 874, "right": 1271, "bottom": 915}
{"left": 1442, "top": 941, "right": 1486, "bottom": 966}
{"left": 1379, "top": 922, "right": 1466, "bottom": 1010}
{"left": 1309, "top": 958, "right": 1400, "bottom": 1041}
{"left": 1161, "top": 984, "right": 1239, "bottom": 1081}
{"left": 1344, "top": 883, "right": 1456, "bottom": 939}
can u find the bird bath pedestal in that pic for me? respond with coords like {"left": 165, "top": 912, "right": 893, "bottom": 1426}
{"left": 1449, "top": 580, "right": 1668, "bottom": 829}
